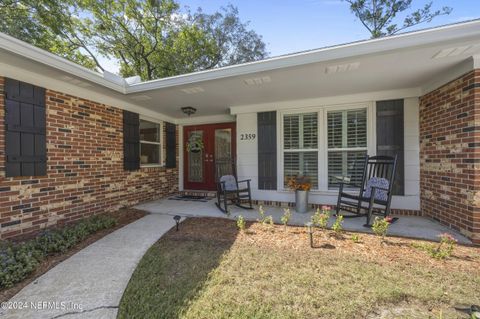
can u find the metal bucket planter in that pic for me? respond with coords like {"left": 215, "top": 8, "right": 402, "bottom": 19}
{"left": 295, "top": 190, "right": 309, "bottom": 213}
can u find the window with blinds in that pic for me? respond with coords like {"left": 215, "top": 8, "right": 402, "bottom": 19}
{"left": 327, "top": 109, "right": 367, "bottom": 188}
{"left": 283, "top": 113, "right": 318, "bottom": 188}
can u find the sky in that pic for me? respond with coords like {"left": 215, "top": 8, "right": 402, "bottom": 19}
{"left": 99, "top": 0, "right": 480, "bottom": 74}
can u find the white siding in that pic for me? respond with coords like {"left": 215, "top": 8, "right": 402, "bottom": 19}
{"left": 235, "top": 97, "right": 421, "bottom": 211}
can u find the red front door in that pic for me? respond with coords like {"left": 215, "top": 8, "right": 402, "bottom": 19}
{"left": 184, "top": 123, "right": 236, "bottom": 191}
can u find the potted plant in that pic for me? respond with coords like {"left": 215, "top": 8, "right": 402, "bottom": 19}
{"left": 287, "top": 175, "right": 312, "bottom": 213}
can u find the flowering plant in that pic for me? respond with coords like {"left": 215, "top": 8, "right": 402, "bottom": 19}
{"left": 287, "top": 175, "right": 312, "bottom": 191}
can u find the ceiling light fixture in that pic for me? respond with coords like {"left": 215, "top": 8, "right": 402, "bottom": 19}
{"left": 181, "top": 106, "right": 197, "bottom": 116}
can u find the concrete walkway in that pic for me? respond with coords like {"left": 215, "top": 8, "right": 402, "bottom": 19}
{"left": 137, "top": 197, "right": 472, "bottom": 244}
{"left": 0, "top": 214, "right": 177, "bottom": 319}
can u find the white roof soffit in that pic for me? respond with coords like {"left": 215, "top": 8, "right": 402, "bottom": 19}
{"left": 126, "top": 19, "right": 480, "bottom": 93}
{"left": 0, "top": 19, "right": 479, "bottom": 95}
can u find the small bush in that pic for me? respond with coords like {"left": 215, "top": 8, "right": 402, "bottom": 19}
{"left": 0, "top": 214, "right": 117, "bottom": 289}
{"left": 311, "top": 207, "right": 329, "bottom": 230}
{"left": 236, "top": 215, "right": 246, "bottom": 232}
{"left": 412, "top": 233, "right": 458, "bottom": 260}
{"left": 372, "top": 217, "right": 390, "bottom": 240}
{"left": 332, "top": 215, "right": 344, "bottom": 235}
{"left": 263, "top": 215, "right": 274, "bottom": 230}
{"left": 258, "top": 205, "right": 265, "bottom": 221}
{"left": 280, "top": 208, "right": 292, "bottom": 231}
{"left": 350, "top": 234, "right": 360, "bottom": 243}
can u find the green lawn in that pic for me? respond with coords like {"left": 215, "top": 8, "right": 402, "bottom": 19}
{"left": 118, "top": 218, "right": 480, "bottom": 319}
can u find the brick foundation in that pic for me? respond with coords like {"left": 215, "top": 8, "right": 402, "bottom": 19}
{"left": 0, "top": 77, "right": 179, "bottom": 239}
{"left": 419, "top": 69, "right": 480, "bottom": 244}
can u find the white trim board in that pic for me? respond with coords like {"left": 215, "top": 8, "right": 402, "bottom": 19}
{"left": 230, "top": 88, "right": 421, "bottom": 114}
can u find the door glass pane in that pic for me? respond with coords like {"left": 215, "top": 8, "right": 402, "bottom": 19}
{"left": 188, "top": 131, "right": 203, "bottom": 182}
{"left": 215, "top": 129, "right": 232, "bottom": 178}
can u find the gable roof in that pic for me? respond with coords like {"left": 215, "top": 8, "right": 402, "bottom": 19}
{"left": 1, "top": 19, "right": 479, "bottom": 122}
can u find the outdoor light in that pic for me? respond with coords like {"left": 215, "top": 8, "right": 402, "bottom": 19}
{"left": 181, "top": 106, "right": 197, "bottom": 116}
{"left": 173, "top": 215, "right": 181, "bottom": 231}
{"left": 306, "top": 222, "right": 314, "bottom": 248}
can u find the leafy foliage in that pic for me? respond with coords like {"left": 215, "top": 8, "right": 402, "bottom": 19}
{"left": 0, "top": 1, "right": 267, "bottom": 79}
{"left": 332, "top": 215, "right": 344, "bottom": 235}
{"left": 280, "top": 208, "right": 292, "bottom": 230}
{"left": 371, "top": 217, "right": 390, "bottom": 239}
{"left": 311, "top": 206, "right": 331, "bottom": 229}
{"left": 412, "top": 233, "right": 457, "bottom": 260}
{"left": 350, "top": 233, "right": 361, "bottom": 243}
{"left": 0, "top": 0, "right": 98, "bottom": 69}
{"left": 0, "top": 215, "right": 116, "bottom": 289}
{"left": 236, "top": 215, "right": 246, "bottom": 232}
{"left": 344, "top": 0, "right": 453, "bottom": 38}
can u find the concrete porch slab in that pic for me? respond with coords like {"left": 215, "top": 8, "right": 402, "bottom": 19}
{"left": 136, "top": 196, "right": 472, "bottom": 245}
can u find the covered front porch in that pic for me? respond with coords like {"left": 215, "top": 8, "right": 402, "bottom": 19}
{"left": 135, "top": 196, "right": 471, "bottom": 244}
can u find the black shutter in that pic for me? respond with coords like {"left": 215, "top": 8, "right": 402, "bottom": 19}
{"left": 376, "top": 99, "right": 404, "bottom": 195}
{"left": 5, "top": 78, "right": 46, "bottom": 177}
{"left": 257, "top": 111, "right": 277, "bottom": 190}
{"left": 165, "top": 122, "right": 176, "bottom": 168}
{"left": 123, "top": 110, "right": 140, "bottom": 171}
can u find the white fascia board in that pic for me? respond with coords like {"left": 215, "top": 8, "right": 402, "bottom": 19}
{"left": 126, "top": 20, "right": 480, "bottom": 93}
{"left": 176, "top": 114, "right": 235, "bottom": 125}
{"left": 0, "top": 32, "right": 126, "bottom": 93}
{"left": 229, "top": 87, "right": 422, "bottom": 114}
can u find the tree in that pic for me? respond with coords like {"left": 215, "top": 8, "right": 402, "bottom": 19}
{"left": 344, "top": 0, "right": 453, "bottom": 38}
{"left": 0, "top": 0, "right": 98, "bottom": 69}
{"left": 0, "top": 0, "right": 267, "bottom": 80}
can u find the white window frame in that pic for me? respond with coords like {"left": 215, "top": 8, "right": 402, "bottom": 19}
{"left": 139, "top": 118, "right": 163, "bottom": 167}
{"left": 278, "top": 102, "right": 376, "bottom": 193}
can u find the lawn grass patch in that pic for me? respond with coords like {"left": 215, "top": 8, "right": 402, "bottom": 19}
{"left": 118, "top": 218, "right": 480, "bottom": 319}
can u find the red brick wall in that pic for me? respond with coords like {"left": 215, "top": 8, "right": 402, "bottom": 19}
{"left": 419, "top": 69, "right": 480, "bottom": 244}
{"left": 0, "top": 77, "right": 179, "bottom": 239}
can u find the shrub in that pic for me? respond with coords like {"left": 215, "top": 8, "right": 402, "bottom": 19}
{"left": 311, "top": 207, "right": 329, "bottom": 229}
{"left": 411, "top": 233, "right": 457, "bottom": 260}
{"left": 264, "top": 215, "right": 274, "bottom": 227}
{"left": 431, "top": 233, "right": 457, "bottom": 259}
{"left": 332, "top": 215, "right": 344, "bottom": 235}
{"left": 236, "top": 215, "right": 246, "bottom": 232}
{"left": 280, "top": 208, "right": 292, "bottom": 231}
{"left": 257, "top": 205, "right": 266, "bottom": 223}
{"left": 350, "top": 234, "right": 360, "bottom": 243}
{"left": 0, "top": 214, "right": 117, "bottom": 289}
{"left": 372, "top": 217, "right": 390, "bottom": 240}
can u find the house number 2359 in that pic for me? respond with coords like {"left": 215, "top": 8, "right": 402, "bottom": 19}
{"left": 240, "top": 133, "right": 256, "bottom": 141}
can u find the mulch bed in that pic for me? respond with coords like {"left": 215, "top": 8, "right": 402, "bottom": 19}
{"left": 0, "top": 208, "right": 147, "bottom": 303}
{"left": 168, "top": 217, "right": 480, "bottom": 272}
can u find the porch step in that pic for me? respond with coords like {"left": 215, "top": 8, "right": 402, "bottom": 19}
{"left": 180, "top": 190, "right": 217, "bottom": 198}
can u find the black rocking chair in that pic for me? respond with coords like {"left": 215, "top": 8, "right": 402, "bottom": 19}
{"left": 215, "top": 159, "right": 253, "bottom": 213}
{"left": 335, "top": 155, "right": 397, "bottom": 226}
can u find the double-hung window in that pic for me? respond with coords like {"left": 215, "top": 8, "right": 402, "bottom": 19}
{"left": 283, "top": 113, "right": 318, "bottom": 189}
{"left": 281, "top": 106, "right": 369, "bottom": 191}
{"left": 327, "top": 109, "right": 367, "bottom": 188}
{"left": 140, "top": 119, "right": 161, "bottom": 165}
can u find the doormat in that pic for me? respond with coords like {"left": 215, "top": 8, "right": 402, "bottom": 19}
{"left": 168, "top": 195, "right": 212, "bottom": 202}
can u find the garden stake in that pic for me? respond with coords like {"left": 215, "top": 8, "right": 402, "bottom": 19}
{"left": 306, "top": 222, "right": 314, "bottom": 248}
{"left": 173, "top": 215, "right": 181, "bottom": 231}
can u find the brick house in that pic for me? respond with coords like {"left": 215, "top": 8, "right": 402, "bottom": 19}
{"left": 0, "top": 20, "right": 479, "bottom": 243}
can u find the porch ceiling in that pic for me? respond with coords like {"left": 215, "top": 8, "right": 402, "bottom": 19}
{"left": 1, "top": 20, "right": 480, "bottom": 123}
